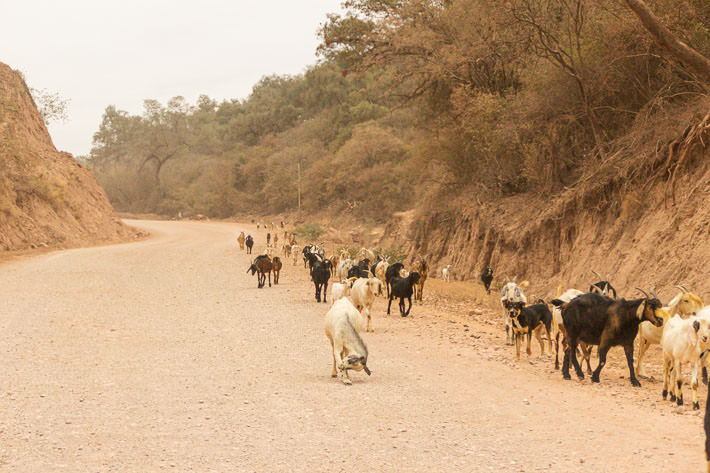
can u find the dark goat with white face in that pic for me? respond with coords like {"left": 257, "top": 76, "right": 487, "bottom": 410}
{"left": 500, "top": 276, "right": 528, "bottom": 346}
{"left": 589, "top": 270, "right": 617, "bottom": 299}
{"left": 480, "top": 267, "right": 494, "bottom": 294}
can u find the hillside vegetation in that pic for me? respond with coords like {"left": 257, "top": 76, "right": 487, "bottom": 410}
{"left": 87, "top": 0, "right": 710, "bottom": 295}
{"left": 0, "top": 62, "right": 133, "bottom": 252}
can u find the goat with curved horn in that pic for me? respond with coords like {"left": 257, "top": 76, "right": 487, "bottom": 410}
{"left": 591, "top": 270, "right": 604, "bottom": 281}
{"left": 636, "top": 287, "right": 650, "bottom": 299}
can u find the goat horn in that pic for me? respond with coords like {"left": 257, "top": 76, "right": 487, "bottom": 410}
{"left": 504, "top": 274, "right": 510, "bottom": 282}
{"left": 513, "top": 276, "right": 518, "bottom": 282}
{"left": 680, "top": 284, "right": 689, "bottom": 293}
{"left": 650, "top": 287, "right": 659, "bottom": 300}
{"left": 606, "top": 274, "right": 611, "bottom": 282}
{"left": 635, "top": 287, "right": 650, "bottom": 299}
{"left": 591, "top": 270, "right": 604, "bottom": 281}
{"left": 674, "top": 285, "right": 687, "bottom": 293}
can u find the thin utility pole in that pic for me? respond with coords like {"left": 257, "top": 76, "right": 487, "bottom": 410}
{"left": 297, "top": 161, "right": 302, "bottom": 214}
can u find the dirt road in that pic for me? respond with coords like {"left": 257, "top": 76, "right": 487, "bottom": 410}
{"left": 0, "top": 220, "right": 704, "bottom": 472}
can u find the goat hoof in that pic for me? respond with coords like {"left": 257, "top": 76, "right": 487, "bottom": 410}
{"left": 694, "top": 402, "right": 700, "bottom": 410}
{"left": 677, "top": 397, "right": 683, "bottom": 406}
{"left": 670, "top": 393, "right": 676, "bottom": 402}
{"left": 631, "top": 379, "right": 641, "bottom": 388}
{"left": 331, "top": 374, "right": 337, "bottom": 378}
{"left": 563, "top": 373, "right": 571, "bottom": 380}
{"left": 662, "top": 390, "right": 668, "bottom": 400}
{"left": 341, "top": 378, "right": 352, "bottom": 386}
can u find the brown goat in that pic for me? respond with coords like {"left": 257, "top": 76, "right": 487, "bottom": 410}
{"left": 247, "top": 255, "right": 273, "bottom": 288}
{"left": 272, "top": 256, "right": 283, "bottom": 284}
{"left": 411, "top": 257, "right": 428, "bottom": 303}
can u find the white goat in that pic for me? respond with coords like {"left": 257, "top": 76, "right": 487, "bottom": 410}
{"left": 325, "top": 298, "right": 371, "bottom": 385}
{"left": 360, "top": 247, "right": 376, "bottom": 262}
{"left": 331, "top": 281, "right": 353, "bottom": 304}
{"left": 336, "top": 258, "right": 353, "bottom": 282}
{"left": 500, "top": 277, "right": 529, "bottom": 345}
{"left": 550, "top": 288, "right": 584, "bottom": 370}
{"left": 636, "top": 287, "right": 702, "bottom": 377}
{"left": 350, "top": 277, "right": 383, "bottom": 333}
{"left": 661, "top": 313, "right": 710, "bottom": 409}
{"left": 373, "top": 260, "right": 389, "bottom": 295}
{"left": 442, "top": 264, "right": 452, "bottom": 283}
{"left": 291, "top": 244, "right": 300, "bottom": 266}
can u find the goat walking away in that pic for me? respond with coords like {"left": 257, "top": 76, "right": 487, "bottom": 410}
{"left": 246, "top": 255, "right": 273, "bottom": 288}
{"left": 237, "top": 232, "right": 246, "bottom": 250}
{"left": 245, "top": 235, "right": 254, "bottom": 254}
{"left": 561, "top": 289, "right": 663, "bottom": 387}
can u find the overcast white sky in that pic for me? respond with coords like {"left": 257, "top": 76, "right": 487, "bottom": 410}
{"left": 1, "top": 0, "right": 342, "bottom": 156}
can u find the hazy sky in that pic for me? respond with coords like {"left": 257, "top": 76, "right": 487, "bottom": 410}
{"left": 1, "top": 0, "right": 342, "bottom": 156}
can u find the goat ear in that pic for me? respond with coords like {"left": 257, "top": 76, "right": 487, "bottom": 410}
{"left": 694, "top": 320, "right": 701, "bottom": 332}
{"left": 636, "top": 302, "right": 646, "bottom": 320}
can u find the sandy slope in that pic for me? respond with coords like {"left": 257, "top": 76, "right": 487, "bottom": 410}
{"left": 0, "top": 220, "right": 703, "bottom": 472}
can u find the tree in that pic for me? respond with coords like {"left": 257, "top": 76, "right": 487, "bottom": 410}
{"left": 30, "top": 88, "right": 69, "bottom": 125}
{"left": 622, "top": 0, "right": 710, "bottom": 84}
{"left": 138, "top": 97, "right": 192, "bottom": 192}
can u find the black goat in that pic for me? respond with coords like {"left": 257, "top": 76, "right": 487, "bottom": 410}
{"left": 245, "top": 235, "right": 254, "bottom": 254}
{"left": 311, "top": 259, "right": 330, "bottom": 303}
{"left": 306, "top": 252, "right": 323, "bottom": 275}
{"left": 387, "top": 272, "right": 421, "bottom": 317}
{"left": 507, "top": 301, "right": 552, "bottom": 360}
{"left": 266, "top": 232, "right": 271, "bottom": 246}
{"left": 560, "top": 289, "right": 663, "bottom": 386}
{"left": 385, "top": 262, "right": 405, "bottom": 298}
{"left": 348, "top": 259, "right": 371, "bottom": 279}
{"left": 480, "top": 267, "right": 494, "bottom": 294}
{"left": 589, "top": 270, "right": 617, "bottom": 298}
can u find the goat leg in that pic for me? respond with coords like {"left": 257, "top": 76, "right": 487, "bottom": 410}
{"left": 623, "top": 343, "right": 641, "bottom": 387}
{"left": 591, "top": 340, "right": 611, "bottom": 384}
{"left": 569, "top": 338, "right": 585, "bottom": 380}
{"left": 562, "top": 347, "right": 571, "bottom": 380}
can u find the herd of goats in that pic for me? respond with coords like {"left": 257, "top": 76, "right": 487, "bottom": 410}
{"left": 237, "top": 222, "right": 710, "bottom": 469}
